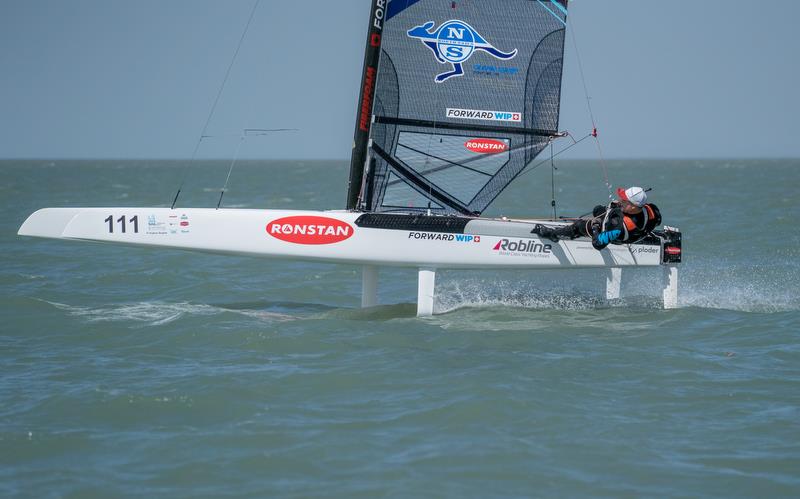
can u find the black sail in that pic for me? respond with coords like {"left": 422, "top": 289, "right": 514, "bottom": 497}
{"left": 352, "top": 0, "right": 568, "bottom": 215}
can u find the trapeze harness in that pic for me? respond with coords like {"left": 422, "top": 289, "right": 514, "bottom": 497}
{"left": 618, "top": 203, "right": 660, "bottom": 241}
{"left": 589, "top": 203, "right": 662, "bottom": 249}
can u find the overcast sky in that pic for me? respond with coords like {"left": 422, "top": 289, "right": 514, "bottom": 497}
{"left": 1, "top": 0, "right": 798, "bottom": 160}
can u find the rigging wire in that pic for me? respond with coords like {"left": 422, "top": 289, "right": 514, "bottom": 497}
{"left": 550, "top": 141, "right": 557, "bottom": 220}
{"left": 213, "top": 129, "right": 298, "bottom": 209}
{"left": 216, "top": 135, "right": 245, "bottom": 209}
{"left": 514, "top": 6, "right": 612, "bottom": 216}
{"left": 566, "top": 13, "right": 613, "bottom": 199}
{"left": 171, "top": 0, "right": 261, "bottom": 209}
{"left": 518, "top": 132, "right": 591, "bottom": 178}
{"left": 201, "top": 128, "right": 298, "bottom": 139}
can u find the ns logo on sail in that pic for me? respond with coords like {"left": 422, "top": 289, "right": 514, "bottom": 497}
{"left": 407, "top": 20, "right": 517, "bottom": 83}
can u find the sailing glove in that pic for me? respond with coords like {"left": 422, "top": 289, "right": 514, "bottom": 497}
{"left": 592, "top": 229, "right": 621, "bottom": 250}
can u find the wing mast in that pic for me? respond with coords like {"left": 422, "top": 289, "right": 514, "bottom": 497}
{"left": 346, "top": 1, "right": 386, "bottom": 211}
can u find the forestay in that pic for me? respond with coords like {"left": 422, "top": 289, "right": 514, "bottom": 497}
{"left": 355, "top": 0, "right": 569, "bottom": 216}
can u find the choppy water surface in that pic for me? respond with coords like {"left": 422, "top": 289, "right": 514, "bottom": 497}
{"left": 2, "top": 159, "right": 799, "bottom": 497}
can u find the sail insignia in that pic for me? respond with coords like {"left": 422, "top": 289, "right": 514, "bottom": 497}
{"left": 406, "top": 20, "right": 518, "bottom": 83}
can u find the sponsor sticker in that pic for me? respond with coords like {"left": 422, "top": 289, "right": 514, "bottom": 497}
{"left": 267, "top": 216, "right": 354, "bottom": 245}
{"left": 168, "top": 214, "right": 179, "bottom": 234}
{"left": 409, "top": 232, "right": 480, "bottom": 243}
{"left": 493, "top": 238, "right": 553, "bottom": 258}
{"left": 635, "top": 246, "right": 659, "bottom": 254}
{"left": 358, "top": 66, "right": 376, "bottom": 132}
{"left": 146, "top": 214, "right": 168, "bottom": 235}
{"left": 473, "top": 64, "right": 519, "bottom": 77}
{"left": 446, "top": 108, "right": 522, "bottom": 123}
{"left": 464, "top": 138, "right": 508, "bottom": 154}
{"left": 179, "top": 214, "right": 190, "bottom": 233}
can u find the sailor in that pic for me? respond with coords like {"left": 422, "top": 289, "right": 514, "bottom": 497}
{"left": 532, "top": 186, "right": 662, "bottom": 250}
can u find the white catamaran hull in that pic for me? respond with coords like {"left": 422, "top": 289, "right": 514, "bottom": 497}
{"left": 19, "top": 208, "right": 679, "bottom": 315}
{"left": 19, "top": 207, "right": 663, "bottom": 268}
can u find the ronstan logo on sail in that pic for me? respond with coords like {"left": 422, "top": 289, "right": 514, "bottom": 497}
{"left": 266, "top": 216, "right": 354, "bottom": 245}
{"left": 465, "top": 139, "right": 508, "bottom": 154}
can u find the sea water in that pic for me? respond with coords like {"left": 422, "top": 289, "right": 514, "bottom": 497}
{"left": 1, "top": 159, "right": 799, "bottom": 497}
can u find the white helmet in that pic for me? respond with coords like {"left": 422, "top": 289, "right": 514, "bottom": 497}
{"left": 617, "top": 186, "right": 647, "bottom": 207}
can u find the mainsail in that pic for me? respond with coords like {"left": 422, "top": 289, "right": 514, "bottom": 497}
{"left": 348, "top": 0, "right": 569, "bottom": 216}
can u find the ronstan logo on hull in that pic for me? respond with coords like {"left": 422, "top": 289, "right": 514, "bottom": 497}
{"left": 267, "top": 216, "right": 354, "bottom": 245}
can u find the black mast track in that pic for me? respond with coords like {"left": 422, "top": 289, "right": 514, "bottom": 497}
{"left": 374, "top": 116, "right": 558, "bottom": 138}
{"left": 346, "top": 1, "right": 385, "bottom": 211}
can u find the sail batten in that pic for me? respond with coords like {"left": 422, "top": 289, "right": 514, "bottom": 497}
{"left": 375, "top": 116, "right": 558, "bottom": 137}
{"left": 352, "top": 0, "right": 569, "bottom": 216}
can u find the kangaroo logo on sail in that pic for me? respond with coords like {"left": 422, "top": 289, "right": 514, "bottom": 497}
{"left": 407, "top": 20, "right": 517, "bottom": 83}
{"left": 266, "top": 216, "right": 354, "bottom": 245}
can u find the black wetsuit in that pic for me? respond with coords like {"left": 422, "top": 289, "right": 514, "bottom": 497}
{"left": 621, "top": 203, "right": 661, "bottom": 241}
{"left": 534, "top": 202, "right": 661, "bottom": 249}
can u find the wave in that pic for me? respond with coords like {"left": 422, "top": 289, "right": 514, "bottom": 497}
{"left": 433, "top": 266, "right": 800, "bottom": 315}
{"left": 38, "top": 262, "right": 800, "bottom": 324}
{"left": 679, "top": 280, "right": 799, "bottom": 314}
{"left": 42, "top": 300, "right": 297, "bottom": 326}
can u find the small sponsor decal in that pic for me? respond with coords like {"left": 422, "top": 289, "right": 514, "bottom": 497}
{"left": 465, "top": 138, "right": 508, "bottom": 154}
{"left": 409, "top": 232, "right": 480, "bottom": 243}
{"left": 407, "top": 19, "right": 517, "bottom": 83}
{"left": 358, "top": 66, "right": 376, "bottom": 132}
{"left": 267, "top": 216, "right": 354, "bottom": 245}
{"left": 665, "top": 247, "right": 681, "bottom": 255}
{"left": 146, "top": 214, "right": 168, "bottom": 235}
{"left": 446, "top": 108, "right": 521, "bottom": 122}
{"left": 179, "top": 214, "right": 190, "bottom": 233}
{"left": 473, "top": 64, "right": 519, "bottom": 77}
{"left": 493, "top": 238, "right": 553, "bottom": 258}
{"left": 635, "top": 246, "right": 659, "bottom": 254}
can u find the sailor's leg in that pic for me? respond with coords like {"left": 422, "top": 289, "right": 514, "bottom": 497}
{"left": 553, "top": 223, "right": 580, "bottom": 238}
{"left": 361, "top": 265, "right": 378, "bottom": 308}
{"left": 417, "top": 267, "right": 436, "bottom": 317}
{"left": 606, "top": 267, "right": 622, "bottom": 300}
{"left": 532, "top": 221, "right": 580, "bottom": 242}
{"left": 663, "top": 266, "right": 679, "bottom": 309}
{"left": 574, "top": 218, "right": 596, "bottom": 238}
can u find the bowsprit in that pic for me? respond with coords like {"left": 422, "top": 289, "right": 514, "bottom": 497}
{"left": 407, "top": 19, "right": 517, "bottom": 83}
